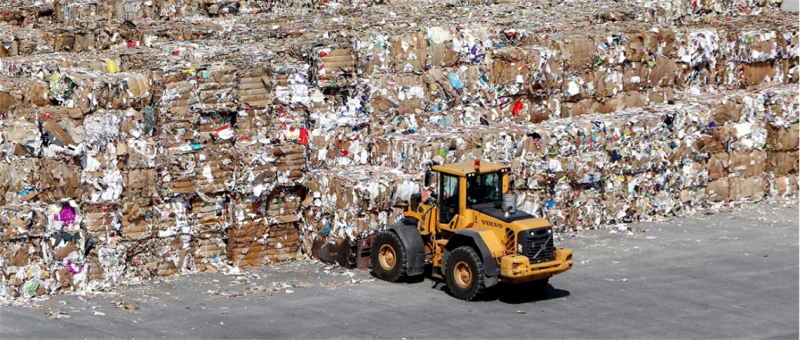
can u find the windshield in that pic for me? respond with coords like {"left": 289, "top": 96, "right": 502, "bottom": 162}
{"left": 466, "top": 172, "right": 502, "bottom": 205}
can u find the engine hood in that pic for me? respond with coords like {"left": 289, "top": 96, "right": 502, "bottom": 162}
{"left": 470, "top": 202, "right": 551, "bottom": 232}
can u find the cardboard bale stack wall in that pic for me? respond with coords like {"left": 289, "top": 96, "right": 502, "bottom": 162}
{"left": 0, "top": 0, "right": 797, "bottom": 300}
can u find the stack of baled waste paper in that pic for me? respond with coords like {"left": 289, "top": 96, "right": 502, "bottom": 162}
{"left": 0, "top": 0, "right": 796, "bottom": 301}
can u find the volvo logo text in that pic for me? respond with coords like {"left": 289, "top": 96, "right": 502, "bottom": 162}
{"left": 481, "top": 220, "right": 503, "bottom": 228}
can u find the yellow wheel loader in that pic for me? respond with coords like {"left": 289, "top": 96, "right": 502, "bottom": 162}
{"left": 371, "top": 160, "right": 573, "bottom": 301}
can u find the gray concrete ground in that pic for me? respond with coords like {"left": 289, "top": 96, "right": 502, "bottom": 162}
{"left": 1, "top": 202, "right": 798, "bottom": 339}
{"left": 781, "top": 0, "right": 799, "bottom": 12}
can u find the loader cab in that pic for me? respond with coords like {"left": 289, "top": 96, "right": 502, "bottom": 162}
{"left": 427, "top": 161, "right": 511, "bottom": 231}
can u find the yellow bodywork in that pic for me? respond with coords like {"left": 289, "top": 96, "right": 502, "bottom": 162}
{"left": 499, "top": 249, "right": 573, "bottom": 283}
{"left": 405, "top": 160, "right": 573, "bottom": 284}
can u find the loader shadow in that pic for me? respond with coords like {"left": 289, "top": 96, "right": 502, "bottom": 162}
{"left": 370, "top": 268, "right": 570, "bottom": 304}
{"left": 430, "top": 280, "right": 570, "bottom": 304}
{"left": 481, "top": 283, "right": 571, "bottom": 304}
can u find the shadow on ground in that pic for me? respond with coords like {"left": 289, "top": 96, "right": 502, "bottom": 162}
{"left": 426, "top": 279, "right": 570, "bottom": 304}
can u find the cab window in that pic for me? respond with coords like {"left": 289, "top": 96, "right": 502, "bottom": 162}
{"left": 439, "top": 174, "right": 459, "bottom": 223}
{"left": 466, "top": 172, "right": 502, "bottom": 205}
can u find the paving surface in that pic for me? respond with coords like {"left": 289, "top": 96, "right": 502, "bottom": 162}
{"left": 1, "top": 203, "right": 798, "bottom": 339}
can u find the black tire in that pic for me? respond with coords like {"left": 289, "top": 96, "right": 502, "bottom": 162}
{"left": 371, "top": 231, "right": 406, "bottom": 282}
{"left": 444, "top": 246, "right": 486, "bottom": 301}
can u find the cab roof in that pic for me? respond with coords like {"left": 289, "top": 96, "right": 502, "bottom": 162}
{"left": 432, "top": 161, "right": 510, "bottom": 176}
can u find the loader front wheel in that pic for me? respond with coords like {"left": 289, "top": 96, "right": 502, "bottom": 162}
{"left": 371, "top": 231, "right": 406, "bottom": 282}
{"left": 445, "top": 246, "right": 485, "bottom": 301}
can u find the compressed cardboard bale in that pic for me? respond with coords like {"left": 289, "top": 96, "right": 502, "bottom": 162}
{"left": 233, "top": 144, "right": 305, "bottom": 195}
{"left": 729, "top": 150, "right": 767, "bottom": 178}
{"left": 82, "top": 111, "right": 122, "bottom": 148}
{"left": 228, "top": 196, "right": 267, "bottom": 268}
{"left": 305, "top": 166, "right": 417, "bottom": 236}
{"left": 55, "top": 267, "right": 76, "bottom": 292}
{"left": 81, "top": 170, "right": 124, "bottom": 204}
{"left": 195, "top": 151, "right": 233, "bottom": 194}
{"left": 622, "top": 62, "right": 651, "bottom": 92}
{"left": 353, "top": 31, "right": 392, "bottom": 76}
{"left": 150, "top": 198, "right": 191, "bottom": 238}
{"left": 50, "top": 230, "right": 85, "bottom": 261}
{"left": 767, "top": 150, "right": 800, "bottom": 176}
{"left": 592, "top": 65, "right": 625, "bottom": 98}
{"left": 156, "top": 153, "right": 196, "bottom": 197}
{"left": 268, "top": 58, "right": 312, "bottom": 108}
{"left": 707, "top": 152, "right": 729, "bottom": 181}
{"left": 557, "top": 37, "right": 596, "bottom": 70}
{"left": 648, "top": 87, "right": 675, "bottom": 104}
{"left": 713, "top": 96, "right": 747, "bottom": 123}
{"left": 124, "top": 169, "right": 157, "bottom": 198}
{"left": 158, "top": 118, "right": 198, "bottom": 153}
{"left": 38, "top": 159, "right": 82, "bottom": 204}
{"left": 49, "top": 70, "right": 151, "bottom": 114}
{"left": 192, "top": 66, "right": 239, "bottom": 113}
{"left": 239, "top": 69, "right": 271, "bottom": 108}
{"left": 118, "top": 108, "right": 152, "bottom": 141}
{"left": 766, "top": 123, "right": 799, "bottom": 151}
{"left": 390, "top": 32, "right": 426, "bottom": 74}
{"left": 307, "top": 91, "right": 370, "bottom": 134}
{"left": 430, "top": 65, "right": 488, "bottom": 111}
{"left": 134, "top": 20, "right": 221, "bottom": 47}
{"left": 192, "top": 193, "right": 231, "bottom": 235}
{"left": 193, "top": 235, "right": 226, "bottom": 271}
{"left": 265, "top": 218, "right": 301, "bottom": 262}
{"left": 561, "top": 99, "right": 595, "bottom": 117}
{"left": 228, "top": 195, "right": 302, "bottom": 267}
{"left": 1, "top": 239, "right": 42, "bottom": 267}
{"left": 741, "top": 61, "right": 780, "bottom": 87}
{"left": 0, "top": 25, "right": 49, "bottom": 58}
{"left": 231, "top": 109, "right": 269, "bottom": 148}
{"left": 562, "top": 67, "right": 597, "bottom": 101}
{"left": 367, "top": 73, "right": 429, "bottom": 115}
{"left": 84, "top": 203, "right": 121, "bottom": 251}
{"left": 728, "top": 176, "right": 768, "bottom": 201}
{"left": 121, "top": 199, "right": 151, "bottom": 241}
{"left": 491, "top": 47, "right": 531, "bottom": 89}
{"left": 0, "top": 0, "right": 796, "bottom": 298}
{"left": 314, "top": 47, "right": 356, "bottom": 88}
{"left": 1, "top": 159, "right": 39, "bottom": 204}
{"left": 152, "top": 236, "right": 192, "bottom": 276}
{"left": 649, "top": 57, "right": 677, "bottom": 87}
{"left": 270, "top": 144, "right": 306, "bottom": 184}
{"left": 0, "top": 205, "right": 46, "bottom": 241}
{"left": 427, "top": 27, "right": 459, "bottom": 69}
{"left": 92, "top": 245, "right": 128, "bottom": 283}
{"left": 160, "top": 80, "right": 197, "bottom": 116}
{"left": 0, "top": 120, "right": 42, "bottom": 161}
{"left": 82, "top": 142, "right": 123, "bottom": 172}
{"left": 773, "top": 174, "right": 798, "bottom": 197}
{"left": 40, "top": 115, "right": 84, "bottom": 157}
{"left": 706, "top": 178, "right": 730, "bottom": 202}
{"left": 263, "top": 186, "right": 303, "bottom": 217}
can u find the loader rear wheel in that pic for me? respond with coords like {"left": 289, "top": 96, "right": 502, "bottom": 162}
{"left": 445, "top": 246, "right": 485, "bottom": 301}
{"left": 371, "top": 231, "right": 406, "bottom": 282}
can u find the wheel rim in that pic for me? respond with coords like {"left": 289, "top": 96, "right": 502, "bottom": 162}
{"left": 454, "top": 261, "right": 472, "bottom": 288}
{"left": 378, "top": 244, "right": 396, "bottom": 270}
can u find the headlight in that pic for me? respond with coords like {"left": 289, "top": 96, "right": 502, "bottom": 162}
{"left": 517, "top": 244, "right": 523, "bottom": 253}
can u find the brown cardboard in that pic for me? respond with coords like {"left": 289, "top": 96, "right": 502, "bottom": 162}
{"left": 39, "top": 159, "right": 82, "bottom": 203}
{"left": 706, "top": 178, "right": 730, "bottom": 202}
{"left": 767, "top": 123, "right": 799, "bottom": 151}
{"left": 741, "top": 62, "right": 778, "bottom": 87}
{"left": 54, "top": 242, "right": 79, "bottom": 260}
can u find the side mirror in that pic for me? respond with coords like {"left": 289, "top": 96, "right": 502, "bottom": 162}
{"left": 424, "top": 170, "right": 432, "bottom": 188}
